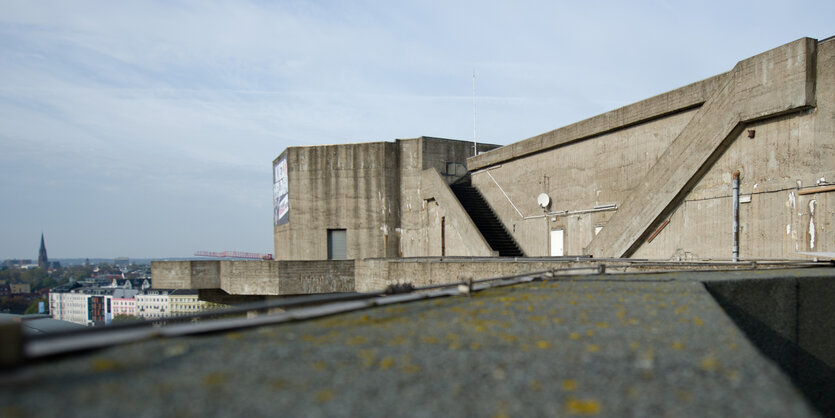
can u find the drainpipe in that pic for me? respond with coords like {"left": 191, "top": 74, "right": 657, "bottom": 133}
{"left": 441, "top": 216, "right": 446, "bottom": 257}
{"left": 732, "top": 170, "right": 740, "bottom": 262}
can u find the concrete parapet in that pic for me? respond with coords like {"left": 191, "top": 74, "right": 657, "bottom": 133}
{"left": 152, "top": 260, "right": 354, "bottom": 296}
{"left": 354, "top": 258, "right": 753, "bottom": 292}
{"left": 220, "top": 260, "right": 281, "bottom": 295}
{"left": 355, "top": 258, "right": 591, "bottom": 292}
{"left": 152, "top": 260, "right": 221, "bottom": 289}
{"left": 796, "top": 274, "right": 835, "bottom": 411}
{"left": 467, "top": 71, "right": 726, "bottom": 171}
{"left": 703, "top": 267, "right": 835, "bottom": 415}
{"left": 271, "top": 260, "right": 354, "bottom": 295}
{"left": 704, "top": 277, "right": 798, "bottom": 371}
{"left": 353, "top": 258, "right": 391, "bottom": 293}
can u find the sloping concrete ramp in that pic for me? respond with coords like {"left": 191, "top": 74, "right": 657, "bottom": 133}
{"left": 587, "top": 38, "right": 817, "bottom": 258}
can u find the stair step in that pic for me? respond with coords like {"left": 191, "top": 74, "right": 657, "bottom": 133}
{"left": 451, "top": 178, "right": 524, "bottom": 257}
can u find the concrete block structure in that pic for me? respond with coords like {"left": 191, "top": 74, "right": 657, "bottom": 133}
{"left": 268, "top": 37, "right": 833, "bottom": 263}
{"left": 153, "top": 36, "right": 834, "bottom": 296}
{"left": 470, "top": 37, "right": 833, "bottom": 260}
{"left": 272, "top": 136, "right": 500, "bottom": 260}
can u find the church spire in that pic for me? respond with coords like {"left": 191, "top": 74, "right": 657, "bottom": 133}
{"left": 38, "top": 233, "right": 48, "bottom": 267}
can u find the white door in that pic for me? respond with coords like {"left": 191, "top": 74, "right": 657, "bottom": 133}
{"left": 550, "top": 229, "right": 564, "bottom": 256}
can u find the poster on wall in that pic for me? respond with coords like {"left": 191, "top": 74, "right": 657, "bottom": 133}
{"left": 273, "top": 156, "right": 289, "bottom": 226}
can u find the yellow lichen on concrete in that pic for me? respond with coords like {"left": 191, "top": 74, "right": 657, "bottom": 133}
{"left": 270, "top": 379, "right": 289, "bottom": 390}
{"left": 700, "top": 356, "right": 720, "bottom": 372}
{"left": 357, "top": 349, "right": 376, "bottom": 368}
{"left": 225, "top": 332, "right": 244, "bottom": 340}
{"left": 202, "top": 372, "right": 226, "bottom": 387}
{"left": 565, "top": 397, "right": 601, "bottom": 415}
{"left": 676, "top": 389, "right": 693, "bottom": 402}
{"left": 420, "top": 335, "right": 439, "bottom": 344}
{"left": 379, "top": 356, "right": 395, "bottom": 370}
{"left": 91, "top": 358, "right": 123, "bottom": 372}
{"left": 314, "top": 389, "right": 334, "bottom": 403}
{"left": 562, "top": 379, "right": 578, "bottom": 391}
{"left": 387, "top": 336, "right": 408, "bottom": 346}
{"left": 399, "top": 354, "right": 421, "bottom": 374}
{"left": 346, "top": 336, "right": 368, "bottom": 346}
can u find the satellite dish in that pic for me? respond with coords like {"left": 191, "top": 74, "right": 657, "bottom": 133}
{"left": 537, "top": 193, "right": 551, "bottom": 209}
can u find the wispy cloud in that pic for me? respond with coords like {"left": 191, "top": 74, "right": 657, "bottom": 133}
{"left": 1, "top": 0, "right": 832, "bottom": 257}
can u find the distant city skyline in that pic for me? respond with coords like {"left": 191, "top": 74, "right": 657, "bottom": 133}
{"left": 1, "top": 1, "right": 833, "bottom": 258}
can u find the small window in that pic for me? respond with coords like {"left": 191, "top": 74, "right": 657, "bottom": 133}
{"left": 328, "top": 229, "right": 347, "bottom": 260}
{"left": 445, "top": 162, "right": 456, "bottom": 175}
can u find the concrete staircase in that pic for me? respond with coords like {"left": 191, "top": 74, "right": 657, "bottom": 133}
{"left": 450, "top": 177, "right": 524, "bottom": 257}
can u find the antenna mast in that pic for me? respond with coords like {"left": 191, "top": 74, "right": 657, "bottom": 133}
{"left": 473, "top": 69, "right": 477, "bottom": 156}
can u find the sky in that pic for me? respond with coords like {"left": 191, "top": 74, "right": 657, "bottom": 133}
{"left": 0, "top": 0, "right": 833, "bottom": 259}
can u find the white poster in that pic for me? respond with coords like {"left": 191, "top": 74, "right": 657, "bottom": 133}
{"left": 273, "top": 156, "right": 289, "bottom": 226}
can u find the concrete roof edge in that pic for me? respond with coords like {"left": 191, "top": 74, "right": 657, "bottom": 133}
{"left": 467, "top": 72, "right": 729, "bottom": 171}
{"left": 273, "top": 136, "right": 501, "bottom": 164}
{"left": 411, "top": 136, "right": 502, "bottom": 148}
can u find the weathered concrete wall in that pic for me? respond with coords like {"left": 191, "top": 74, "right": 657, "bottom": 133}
{"left": 592, "top": 37, "right": 817, "bottom": 258}
{"left": 219, "top": 260, "right": 282, "bottom": 295}
{"left": 421, "top": 137, "right": 498, "bottom": 183}
{"left": 395, "top": 137, "right": 497, "bottom": 258}
{"left": 152, "top": 261, "right": 220, "bottom": 289}
{"left": 152, "top": 260, "right": 353, "bottom": 296}
{"left": 274, "top": 142, "right": 401, "bottom": 260}
{"left": 272, "top": 260, "right": 354, "bottom": 295}
{"left": 470, "top": 108, "right": 697, "bottom": 256}
{"left": 352, "top": 257, "right": 758, "bottom": 292}
{"left": 397, "top": 138, "right": 424, "bottom": 257}
{"left": 274, "top": 137, "right": 498, "bottom": 261}
{"left": 469, "top": 37, "right": 831, "bottom": 260}
{"left": 354, "top": 258, "right": 594, "bottom": 292}
{"left": 467, "top": 73, "right": 726, "bottom": 171}
{"left": 632, "top": 37, "right": 833, "bottom": 260}
{"left": 418, "top": 168, "right": 494, "bottom": 257}
{"left": 703, "top": 267, "right": 835, "bottom": 416}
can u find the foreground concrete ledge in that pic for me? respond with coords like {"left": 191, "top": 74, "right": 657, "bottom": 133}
{"left": 5, "top": 268, "right": 830, "bottom": 416}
